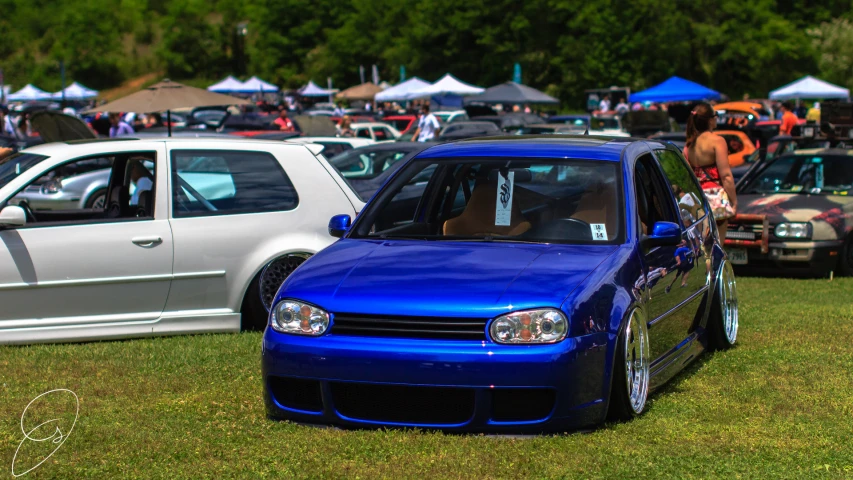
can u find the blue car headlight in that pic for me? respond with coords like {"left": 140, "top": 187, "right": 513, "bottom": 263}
{"left": 270, "top": 300, "right": 330, "bottom": 336}
{"left": 774, "top": 222, "right": 811, "bottom": 239}
{"left": 489, "top": 308, "right": 568, "bottom": 344}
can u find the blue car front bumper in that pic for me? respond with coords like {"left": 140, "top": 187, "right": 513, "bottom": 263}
{"left": 262, "top": 329, "right": 615, "bottom": 432}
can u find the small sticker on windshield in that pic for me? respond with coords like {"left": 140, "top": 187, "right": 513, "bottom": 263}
{"left": 495, "top": 171, "right": 515, "bottom": 226}
{"left": 591, "top": 223, "right": 608, "bottom": 241}
{"left": 791, "top": 185, "right": 803, "bottom": 192}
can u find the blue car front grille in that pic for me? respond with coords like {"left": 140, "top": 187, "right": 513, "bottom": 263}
{"left": 331, "top": 382, "right": 476, "bottom": 425}
{"left": 330, "top": 314, "right": 488, "bottom": 340}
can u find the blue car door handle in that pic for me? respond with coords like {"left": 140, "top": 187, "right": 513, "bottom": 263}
{"left": 132, "top": 236, "right": 163, "bottom": 247}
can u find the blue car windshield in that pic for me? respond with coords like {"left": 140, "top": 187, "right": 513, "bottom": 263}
{"left": 0, "top": 153, "right": 48, "bottom": 190}
{"left": 351, "top": 158, "right": 623, "bottom": 244}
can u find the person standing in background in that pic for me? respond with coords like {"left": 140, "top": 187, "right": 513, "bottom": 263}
{"left": 598, "top": 95, "right": 611, "bottom": 113}
{"left": 779, "top": 101, "right": 798, "bottom": 136}
{"left": 274, "top": 107, "right": 295, "bottom": 132}
{"left": 615, "top": 98, "right": 629, "bottom": 115}
{"left": 108, "top": 113, "right": 134, "bottom": 137}
{"left": 1, "top": 107, "right": 16, "bottom": 137}
{"left": 806, "top": 102, "right": 821, "bottom": 122}
{"left": 409, "top": 104, "right": 440, "bottom": 142}
{"left": 683, "top": 103, "right": 737, "bottom": 242}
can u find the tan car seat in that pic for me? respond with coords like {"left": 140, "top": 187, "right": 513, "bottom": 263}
{"left": 571, "top": 181, "right": 618, "bottom": 238}
{"left": 443, "top": 180, "right": 531, "bottom": 236}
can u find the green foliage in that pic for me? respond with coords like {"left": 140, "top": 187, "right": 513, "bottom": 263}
{"left": 809, "top": 18, "right": 853, "bottom": 91}
{"left": 0, "top": 0, "right": 852, "bottom": 106}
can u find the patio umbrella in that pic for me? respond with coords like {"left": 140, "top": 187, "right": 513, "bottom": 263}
{"left": 464, "top": 82, "right": 559, "bottom": 105}
{"left": 336, "top": 82, "right": 383, "bottom": 101}
{"left": 85, "top": 79, "right": 249, "bottom": 136}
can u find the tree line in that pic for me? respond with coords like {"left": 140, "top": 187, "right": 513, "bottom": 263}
{"left": 1, "top": 0, "right": 851, "bottom": 107}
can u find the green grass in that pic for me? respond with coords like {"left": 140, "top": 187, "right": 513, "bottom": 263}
{"left": 2, "top": 277, "right": 853, "bottom": 479}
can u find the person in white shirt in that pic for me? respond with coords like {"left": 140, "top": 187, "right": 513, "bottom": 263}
{"left": 129, "top": 161, "right": 153, "bottom": 206}
{"left": 410, "top": 104, "right": 440, "bottom": 142}
{"left": 1, "top": 108, "right": 16, "bottom": 137}
{"left": 599, "top": 95, "right": 611, "bottom": 113}
{"left": 615, "top": 98, "right": 629, "bottom": 115}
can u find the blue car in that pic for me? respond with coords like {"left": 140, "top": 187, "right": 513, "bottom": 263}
{"left": 262, "top": 136, "right": 739, "bottom": 432}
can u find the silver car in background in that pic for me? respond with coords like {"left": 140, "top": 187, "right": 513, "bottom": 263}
{"left": 13, "top": 159, "right": 111, "bottom": 210}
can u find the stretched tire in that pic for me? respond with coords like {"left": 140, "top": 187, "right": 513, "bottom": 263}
{"left": 608, "top": 308, "right": 650, "bottom": 421}
{"left": 241, "top": 254, "right": 311, "bottom": 332}
{"left": 708, "top": 261, "right": 738, "bottom": 351}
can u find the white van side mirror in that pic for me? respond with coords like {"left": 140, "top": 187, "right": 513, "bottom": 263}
{"left": 0, "top": 205, "right": 26, "bottom": 228}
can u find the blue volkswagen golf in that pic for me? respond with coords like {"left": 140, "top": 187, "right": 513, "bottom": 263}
{"left": 262, "top": 136, "right": 738, "bottom": 432}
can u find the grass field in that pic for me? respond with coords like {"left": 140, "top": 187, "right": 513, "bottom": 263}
{"left": 2, "top": 277, "right": 852, "bottom": 479}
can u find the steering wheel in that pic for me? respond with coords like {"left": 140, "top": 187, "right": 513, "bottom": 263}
{"left": 176, "top": 177, "right": 218, "bottom": 212}
{"left": 526, "top": 218, "right": 593, "bottom": 241}
{"left": 17, "top": 201, "right": 37, "bottom": 223}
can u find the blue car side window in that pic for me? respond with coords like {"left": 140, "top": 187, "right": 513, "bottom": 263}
{"left": 653, "top": 149, "right": 708, "bottom": 227}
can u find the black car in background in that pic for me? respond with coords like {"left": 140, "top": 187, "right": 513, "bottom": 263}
{"left": 469, "top": 113, "right": 542, "bottom": 132}
{"left": 328, "top": 142, "right": 436, "bottom": 202}
{"left": 437, "top": 121, "right": 501, "bottom": 141}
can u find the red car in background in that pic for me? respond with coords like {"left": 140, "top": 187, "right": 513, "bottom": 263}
{"left": 381, "top": 115, "right": 418, "bottom": 134}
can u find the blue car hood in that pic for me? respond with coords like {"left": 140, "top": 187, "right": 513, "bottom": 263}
{"left": 280, "top": 239, "right": 618, "bottom": 318}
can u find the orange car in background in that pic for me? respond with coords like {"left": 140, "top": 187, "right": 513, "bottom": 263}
{"left": 714, "top": 130, "right": 754, "bottom": 167}
{"left": 712, "top": 102, "right": 764, "bottom": 168}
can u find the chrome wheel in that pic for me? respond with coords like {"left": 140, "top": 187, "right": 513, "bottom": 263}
{"left": 259, "top": 254, "right": 310, "bottom": 311}
{"left": 624, "top": 309, "right": 650, "bottom": 414}
{"left": 719, "top": 261, "right": 738, "bottom": 345}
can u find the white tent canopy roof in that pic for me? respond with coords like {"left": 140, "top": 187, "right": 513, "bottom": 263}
{"left": 769, "top": 75, "right": 850, "bottom": 100}
{"left": 375, "top": 77, "right": 431, "bottom": 102}
{"left": 406, "top": 74, "right": 485, "bottom": 99}
{"left": 52, "top": 81, "right": 99, "bottom": 100}
{"left": 240, "top": 76, "right": 279, "bottom": 93}
{"left": 299, "top": 80, "right": 337, "bottom": 96}
{"left": 207, "top": 76, "right": 247, "bottom": 93}
{"left": 8, "top": 84, "right": 53, "bottom": 101}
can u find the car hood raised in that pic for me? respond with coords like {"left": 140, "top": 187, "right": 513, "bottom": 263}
{"left": 279, "top": 239, "right": 618, "bottom": 318}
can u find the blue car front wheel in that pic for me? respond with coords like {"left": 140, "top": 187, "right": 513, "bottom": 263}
{"left": 608, "top": 308, "right": 650, "bottom": 421}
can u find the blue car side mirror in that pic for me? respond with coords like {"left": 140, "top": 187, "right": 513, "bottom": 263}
{"left": 328, "top": 214, "right": 352, "bottom": 238}
{"left": 641, "top": 221, "right": 681, "bottom": 249}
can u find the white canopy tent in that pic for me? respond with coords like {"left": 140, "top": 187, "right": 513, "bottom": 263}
{"left": 207, "top": 76, "right": 247, "bottom": 93}
{"left": 769, "top": 75, "right": 850, "bottom": 100}
{"left": 240, "top": 76, "right": 279, "bottom": 93}
{"left": 406, "top": 74, "right": 484, "bottom": 99}
{"left": 52, "top": 82, "right": 99, "bottom": 100}
{"left": 299, "top": 80, "right": 337, "bottom": 97}
{"left": 374, "top": 77, "right": 431, "bottom": 102}
{"left": 8, "top": 84, "right": 52, "bottom": 101}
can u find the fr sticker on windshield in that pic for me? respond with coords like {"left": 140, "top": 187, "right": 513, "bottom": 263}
{"left": 495, "top": 171, "right": 515, "bottom": 226}
{"left": 591, "top": 223, "right": 607, "bottom": 241}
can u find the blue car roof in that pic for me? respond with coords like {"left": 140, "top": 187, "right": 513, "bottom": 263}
{"left": 415, "top": 135, "right": 636, "bottom": 162}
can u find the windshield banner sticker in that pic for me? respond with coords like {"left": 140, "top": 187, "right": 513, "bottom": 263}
{"left": 495, "top": 171, "right": 515, "bottom": 226}
{"left": 591, "top": 223, "right": 607, "bottom": 241}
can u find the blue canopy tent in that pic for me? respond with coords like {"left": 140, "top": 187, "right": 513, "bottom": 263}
{"left": 629, "top": 76, "right": 721, "bottom": 103}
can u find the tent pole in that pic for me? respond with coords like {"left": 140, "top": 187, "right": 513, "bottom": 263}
{"left": 167, "top": 110, "right": 172, "bottom": 137}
